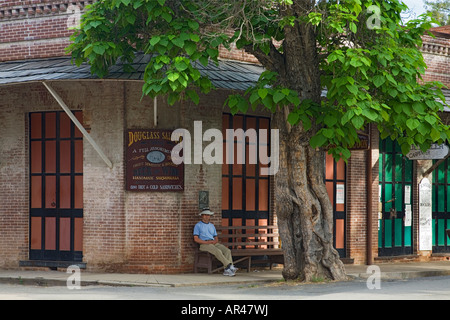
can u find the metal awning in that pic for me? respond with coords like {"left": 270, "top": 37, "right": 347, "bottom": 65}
{"left": 0, "top": 54, "right": 266, "bottom": 169}
{"left": 1, "top": 54, "right": 448, "bottom": 108}
{"left": 0, "top": 54, "right": 264, "bottom": 90}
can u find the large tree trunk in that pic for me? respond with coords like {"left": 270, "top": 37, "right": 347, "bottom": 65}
{"left": 274, "top": 111, "right": 347, "bottom": 281}
{"left": 242, "top": 0, "right": 348, "bottom": 281}
{"left": 270, "top": 3, "right": 347, "bottom": 282}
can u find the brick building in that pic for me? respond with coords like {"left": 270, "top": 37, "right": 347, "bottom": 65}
{"left": 0, "top": 0, "right": 449, "bottom": 273}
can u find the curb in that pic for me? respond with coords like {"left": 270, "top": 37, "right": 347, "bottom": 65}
{"left": 1, "top": 269, "right": 450, "bottom": 288}
{"left": 349, "top": 270, "right": 450, "bottom": 281}
{"left": 0, "top": 275, "right": 277, "bottom": 288}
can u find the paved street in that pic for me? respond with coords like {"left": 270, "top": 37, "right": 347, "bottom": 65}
{"left": 1, "top": 275, "right": 450, "bottom": 300}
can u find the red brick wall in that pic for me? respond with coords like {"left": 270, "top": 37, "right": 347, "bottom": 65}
{"left": 0, "top": 80, "right": 232, "bottom": 273}
{"left": 422, "top": 35, "right": 450, "bottom": 88}
{"left": 0, "top": 1, "right": 94, "bottom": 62}
{"left": 346, "top": 125, "right": 379, "bottom": 264}
{"left": 0, "top": 0, "right": 261, "bottom": 64}
{"left": 0, "top": 86, "right": 29, "bottom": 267}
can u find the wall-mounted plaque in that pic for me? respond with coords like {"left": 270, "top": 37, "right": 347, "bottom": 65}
{"left": 419, "top": 178, "right": 432, "bottom": 251}
{"left": 126, "top": 129, "right": 184, "bottom": 191}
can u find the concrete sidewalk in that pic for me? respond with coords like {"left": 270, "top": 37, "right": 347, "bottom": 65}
{"left": 1, "top": 261, "right": 450, "bottom": 287}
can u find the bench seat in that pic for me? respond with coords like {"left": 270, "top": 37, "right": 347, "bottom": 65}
{"left": 194, "top": 225, "right": 284, "bottom": 273}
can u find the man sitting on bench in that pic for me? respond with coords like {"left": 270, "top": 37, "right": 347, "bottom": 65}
{"left": 193, "top": 208, "right": 237, "bottom": 276}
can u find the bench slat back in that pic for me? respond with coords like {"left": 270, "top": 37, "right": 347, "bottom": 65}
{"left": 216, "top": 225, "right": 281, "bottom": 250}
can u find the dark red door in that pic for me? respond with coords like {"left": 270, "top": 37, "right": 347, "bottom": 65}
{"left": 221, "top": 114, "right": 270, "bottom": 228}
{"left": 325, "top": 154, "right": 347, "bottom": 258}
{"left": 29, "top": 111, "right": 83, "bottom": 262}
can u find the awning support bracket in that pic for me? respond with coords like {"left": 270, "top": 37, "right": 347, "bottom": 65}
{"left": 42, "top": 82, "right": 113, "bottom": 169}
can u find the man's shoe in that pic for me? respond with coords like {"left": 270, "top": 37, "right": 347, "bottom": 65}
{"left": 223, "top": 268, "right": 235, "bottom": 276}
{"left": 229, "top": 264, "right": 238, "bottom": 273}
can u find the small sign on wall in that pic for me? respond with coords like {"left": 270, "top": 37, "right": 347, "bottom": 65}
{"left": 126, "top": 129, "right": 184, "bottom": 191}
{"left": 336, "top": 184, "right": 345, "bottom": 204}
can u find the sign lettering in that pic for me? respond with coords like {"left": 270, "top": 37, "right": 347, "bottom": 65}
{"left": 126, "top": 129, "right": 184, "bottom": 192}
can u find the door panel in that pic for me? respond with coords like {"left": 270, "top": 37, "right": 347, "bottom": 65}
{"left": 325, "top": 153, "right": 347, "bottom": 257}
{"left": 29, "top": 111, "right": 83, "bottom": 262}
{"left": 432, "top": 159, "right": 450, "bottom": 253}
{"left": 378, "top": 139, "right": 413, "bottom": 256}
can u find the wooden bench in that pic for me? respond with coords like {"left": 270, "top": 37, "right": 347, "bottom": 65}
{"left": 194, "top": 225, "right": 284, "bottom": 274}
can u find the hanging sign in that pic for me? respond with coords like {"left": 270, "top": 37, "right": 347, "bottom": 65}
{"left": 126, "top": 129, "right": 184, "bottom": 191}
{"left": 406, "top": 144, "right": 449, "bottom": 160}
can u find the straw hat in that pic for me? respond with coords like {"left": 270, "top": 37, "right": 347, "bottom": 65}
{"left": 199, "top": 207, "right": 214, "bottom": 216}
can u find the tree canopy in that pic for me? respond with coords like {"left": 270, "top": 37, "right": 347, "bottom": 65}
{"left": 69, "top": 0, "right": 449, "bottom": 161}
{"left": 69, "top": 0, "right": 450, "bottom": 281}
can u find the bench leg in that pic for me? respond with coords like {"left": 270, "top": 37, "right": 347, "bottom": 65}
{"left": 194, "top": 254, "right": 198, "bottom": 273}
{"left": 208, "top": 254, "right": 213, "bottom": 274}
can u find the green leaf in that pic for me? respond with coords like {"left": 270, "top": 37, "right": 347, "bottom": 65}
{"left": 206, "top": 48, "right": 218, "bottom": 58}
{"left": 324, "top": 114, "right": 338, "bottom": 127}
{"left": 172, "top": 37, "right": 184, "bottom": 48}
{"left": 373, "top": 75, "right": 385, "bottom": 88}
{"left": 258, "top": 88, "right": 269, "bottom": 100}
{"left": 286, "top": 94, "right": 300, "bottom": 107}
{"left": 150, "top": 36, "right": 161, "bottom": 47}
{"left": 341, "top": 110, "right": 354, "bottom": 125}
{"left": 184, "top": 41, "right": 197, "bottom": 56}
{"left": 417, "top": 123, "right": 429, "bottom": 136}
{"left": 249, "top": 91, "right": 260, "bottom": 105}
{"left": 133, "top": 1, "right": 143, "bottom": 9}
{"left": 388, "top": 88, "right": 398, "bottom": 98}
{"left": 190, "top": 34, "right": 200, "bottom": 43}
{"left": 430, "top": 127, "right": 441, "bottom": 141}
{"left": 187, "top": 90, "right": 200, "bottom": 105}
{"left": 199, "top": 56, "right": 209, "bottom": 67}
{"left": 287, "top": 112, "right": 300, "bottom": 125}
{"left": 301, "top": 116, "right": 312, "bottom": 131}
{"left": 167, "top": 72, "right": 180, "bottom": 82}
{"left": 351, "top": 116, "right": 364, "bottom": 129}
{"left": 273, "top": 91, "right": 286, "bottom": 104}
{"left": 385, "top": 74, "right": 397, "bottom": 85}
{"left": 93, "top": 44, "right": 106, "bottom": 55}
{"left": 362, "top": 108, "right": 378, "bottom": 121}
{"left": 346, "top": 84, "right": 358, "bottom": 95}
{"left": 322, "top": 128, "right": 335, "bottom": 138}
{"left": 126, "top": 14, "right": 136, "bottom": 25}
{"left": 188, "top": 20, "right": 199, "bottom": 31}
{"left": 401, "top": 142, "right": 411, "bottom": 155}
{"left": 412, "top": 102, "right": 426, "bottom": 114}
{"left": 424, "top": 114, "right": 437, "bottom": 125}
{"left": 175, "top": 60, "right": 188, "bottom": 72}
{"left": 406, "top": 118, "right": 420, "bottom": 130}
{"left": 161, "top": 12, "right": 172, "bottom": 23}
{"left": 310, "top": 133, "right": 328, "bottom": 148}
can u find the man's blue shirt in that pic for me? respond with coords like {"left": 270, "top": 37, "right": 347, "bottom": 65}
{"left": 193, "top": 221, "right": 217, "bottom": 241}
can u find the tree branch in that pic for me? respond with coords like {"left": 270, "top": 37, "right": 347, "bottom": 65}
{"left": 243, "top": 42, "right": 285, "bottom": 77}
